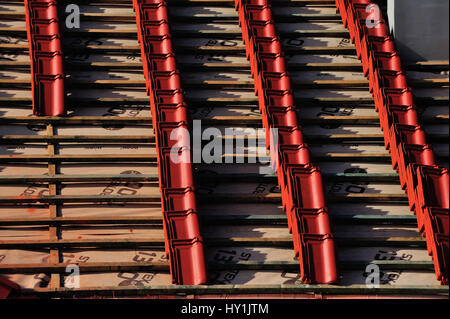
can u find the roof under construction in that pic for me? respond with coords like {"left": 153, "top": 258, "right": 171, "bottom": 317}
{"left": 0, "top": 0, "right": 448, "bottom": 300}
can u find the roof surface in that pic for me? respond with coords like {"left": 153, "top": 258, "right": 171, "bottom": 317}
{"left": 0, "top": 0, "right": 448, "bottom": 299}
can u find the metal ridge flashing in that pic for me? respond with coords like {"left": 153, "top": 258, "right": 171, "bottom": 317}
{"left": 235, "top": 0, "right": 339, "bottom": 284}
{"left": 132, "top": 0, "right": 207, "bottom": 285}
{"left": 24, "top": 0, "right": 65, "bottom": 116}
{"left": 335, "top": 0, "right": 449, "bottom": 285}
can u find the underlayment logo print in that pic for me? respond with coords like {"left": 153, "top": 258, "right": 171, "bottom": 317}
{"left": 99, "top": 170, "right": 143, "bottom": 197}
{"left": 102, "top": 106, "right": 146, "bottom": 130}
{"left": 169, "top": 120, "right": 278, "bottom": 174}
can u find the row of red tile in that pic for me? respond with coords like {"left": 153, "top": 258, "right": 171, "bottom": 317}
{"left": 336, "top": 0, "right": 449, "bottom": 285}
{"left": 0, "top": 276, "right": 21, "bottom": 299}
{"left": 235, "top": 0, "right": 338, "bottom": 284}
{"left": 133, "top": 0, "right": 207, "bottom": 285}
{"left": 24, "top": 0, "right": 65, "bottom": 116}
